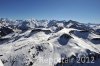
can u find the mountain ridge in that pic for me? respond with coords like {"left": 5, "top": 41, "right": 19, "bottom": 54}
{"left": 0, "top": 18, "right": 100, "bottom": 66}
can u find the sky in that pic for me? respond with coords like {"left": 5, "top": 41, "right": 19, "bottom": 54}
{"left": 0, "top": 0, "right": 100, "bottom": 23}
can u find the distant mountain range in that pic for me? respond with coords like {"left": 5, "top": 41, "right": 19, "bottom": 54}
{"left": 0, "top": 18, "right": 100, "bottom": 66}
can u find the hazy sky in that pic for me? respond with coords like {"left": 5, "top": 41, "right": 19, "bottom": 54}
{"left": 0, "top": 0, "right": 100, "bottom": 23}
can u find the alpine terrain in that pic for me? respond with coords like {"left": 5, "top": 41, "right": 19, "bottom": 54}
{"left": 0, "top": 18, "right": 100, "bottom": 66}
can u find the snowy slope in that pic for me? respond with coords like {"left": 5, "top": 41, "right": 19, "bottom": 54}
{"left": 0, "top": 18, "right": 100, "bottom": 66}
{"left": 0, "top": 60, "right": 4, "bottom": 66}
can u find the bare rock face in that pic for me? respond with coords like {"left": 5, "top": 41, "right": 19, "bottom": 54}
{"left": 0, "top": 27, "right": 13, "bottom": 37}
{"left": 58, "top": 34, "right": 72, "bottom": 45}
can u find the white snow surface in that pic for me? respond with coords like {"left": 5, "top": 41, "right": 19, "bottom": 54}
{"left": 0, "top": 60, "right": 4, "bottom": 66}
{"left": 0, "top": 19, "right": 100, "bottom": 66}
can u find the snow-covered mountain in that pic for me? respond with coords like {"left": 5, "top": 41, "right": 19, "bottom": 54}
{"left": 0, "top": 18, "right": 100, "bottom": 66}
